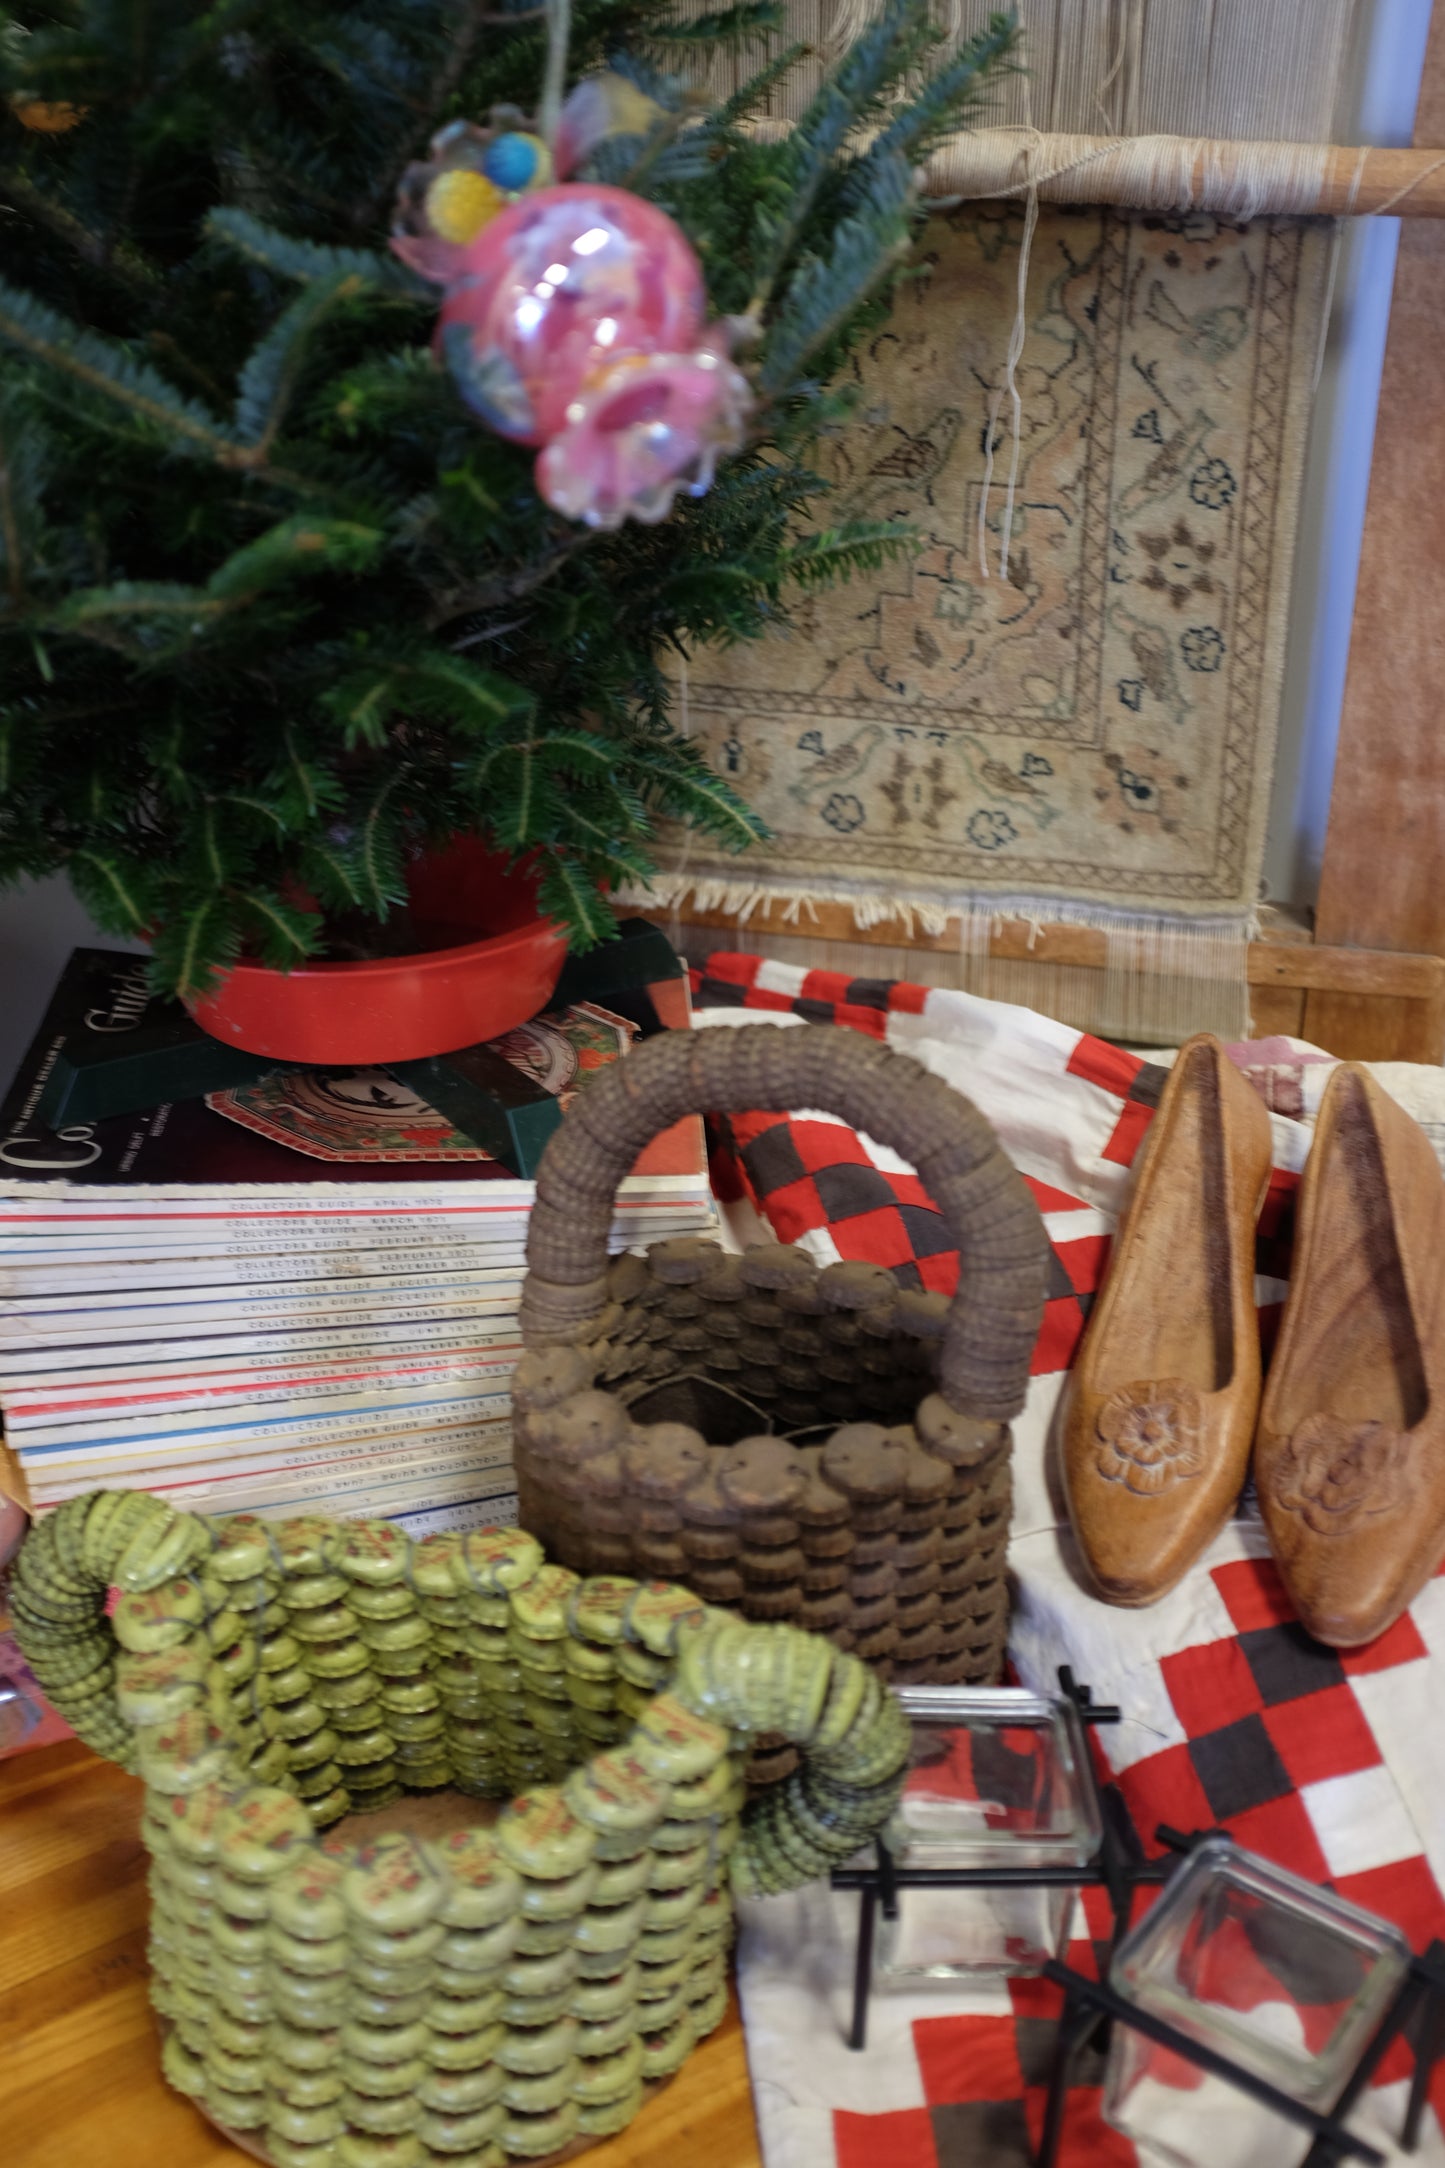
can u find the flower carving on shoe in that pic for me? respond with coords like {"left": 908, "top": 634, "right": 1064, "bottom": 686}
{"left": 1093, "top": 1381, "right": 1206, "bottom": 1496}
{"left": 1272, "top": 1415, "right": 1410, "bottom": 1536}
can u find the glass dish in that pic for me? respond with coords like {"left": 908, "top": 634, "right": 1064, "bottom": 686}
{"left": 1104, "top": 1834, "right": 1411, "bottom": 2167}
{"left": 872, "top": 1686, "right": 1103, "bottom": 1980}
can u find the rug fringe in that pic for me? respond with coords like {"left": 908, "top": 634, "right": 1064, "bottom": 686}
{"left": 622, "top": 874, "right": 1258, "bottom": 1046}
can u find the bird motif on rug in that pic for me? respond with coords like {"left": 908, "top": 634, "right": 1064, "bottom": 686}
{"left": 788, "top": 722, "right": 886, "bottom": 803}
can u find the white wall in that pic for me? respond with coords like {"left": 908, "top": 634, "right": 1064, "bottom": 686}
{"left": 1263, "top": 0, "right": 1434, "bottom": 906}
{"left": 0, "top": 874, "right": 134, "bottom": 1085}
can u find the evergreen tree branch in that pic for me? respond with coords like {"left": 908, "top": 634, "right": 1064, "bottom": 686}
{"left": 758, "top": 150, "right": 914, "bottom": 395}
{"left": 642, "top": 4, "right": 784, "bottom": 49}
{"left": 780, "top": 519, "right": 917, "bottom": 586}
{"left": 0, "top": 396, "right": 37, "bottom": 611}
{"left": 536, "top": 850, "right": 619, "bottom": 946}
{"left": 860, "top": 10, "right": 1018, "bottom": 175}
{"left": 205, "top": 208, "right": 423, "bottom": 297}
{"left": 218, "top": 793, "right": 288, "bottom": 834}
{"left": 235, "top": 274, "right": 373, "bottom": 454}
{"left": 0, "top": 277, "right": 331, "bottom": 497}
{"left": 628, "top": 743, "right": 764, "bottom": 848}
{"left": 0, "top": 276, "right": 243, "bottom": 463}
{"left": 711, "top": 41, "right": 810, "bottom": 130}
{"left": 208, "top": 516, "right": 386, "bottom": 597}
{"left": 428, "top": 534, "right": 586, "bottom": 630}
{"left": 69, "top": 848, "right": 151, "bottom": 934}
{"left": 322, "top": 649, "right": 533, "bottom": 749}
{"left": 237, "top": 889, "right": 314, "bottom": 966}
{"left": 50, "top": 581, "right": 238, "bottom": 638}
{"left": 155, "top": 896, "right": 238, "bottom": 1000}
{"left": 748, "top": 0, "right": 927, "bottom": 310}
{"left": 300, "top": 838, "right": 363, "bottom": 908}
{"left": 0, "top": 167, "right": 163, "bottom": 297}
{"left": 356, "top": 769, "right": 409, "bottom": 917}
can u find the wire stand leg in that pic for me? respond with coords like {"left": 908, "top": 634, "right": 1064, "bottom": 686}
{"left": 849, "top": 1885, "right": 877, "bottom": 2053}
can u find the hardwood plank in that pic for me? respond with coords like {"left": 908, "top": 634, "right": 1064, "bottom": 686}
{"left": 1308, "top": 2, "right": 1445, "bottom": 1050}
{"left": 1243, "top": 984, "right": 1307, "bottom": 1040}
{"left": 0, "top": 1747, "right": 148, "bottom": 1900}
{"left": 1248, "top": 947, "right": 1444, "bottom": 997}
{"left": 1290, "top": 994, "right": 1442, "bottom": 1065}
{"left": 0, "top": 1742, "right": 764, "bottom": 2168}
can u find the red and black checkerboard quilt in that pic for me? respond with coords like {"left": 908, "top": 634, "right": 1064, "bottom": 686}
{"left": 691, "top": 952, "right": 1445, "bottom": 2168}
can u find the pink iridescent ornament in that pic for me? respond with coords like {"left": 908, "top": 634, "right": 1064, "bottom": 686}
{"left": 423, "top": 183, "right": 752, "bottom": 529}
{"left": 435, "top": 185, "right": 705, "bottom": 444}
{"left": 538, "top": 345, "right": 753, "bottom": 530}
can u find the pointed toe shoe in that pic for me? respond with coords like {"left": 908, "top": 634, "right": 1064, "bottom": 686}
{"left": 1061, "top": 1033, "right": 1273, "bottom": 1606}
{"left": 1255, "top": 1063, "right": 1445, "bottom": 1648}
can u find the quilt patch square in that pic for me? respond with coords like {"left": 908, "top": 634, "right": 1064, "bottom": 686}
{"left": 929, "top": 2099, "right": 1035, "bottom": 2167}
{"left": 1338, "top": 1614, "right": 1430, "bottom": 1676}
{"left": 692, "top": 969, "right": 750, "bottom": 1008}
{"left": 842, "top": 977, "right": 897, "bottom": 1011}
{"left": 1101, "top": 1100, "right": 1154, "bottom": 1167}
{"left": 1211, "top": 1557, "right": 1298, "bottom": 1635}
{"left": 740, "top": 1121, "right": 809, "bottom": 1195}
{"left": 835, "top": 2106, "right": 940, "bottom": 2168}
{"left": 1226, "top": 1790, "right": 1331, "bottom": 1881}
{"left": 1065, "top": 1039, "right": 1145, "bottom": 1099}
{"left": 1052, "top": 1235, "right": 1112, "bottom": 1297}
{"left": 1239, "top": 1623, "right": 1348, "bottom": 1707}
{"left": 1336, "top": 1856, "right": 1445, "bottom": 1946}
{"left": 812, "top": 1161, "right": 908, "bottom": 1222}
{"left": 1032, "top": 1300, "right": 1091, "bottom": 1377}
{"left": 1304, "top": 1766, "right": 1422, "bottom": 1880}
{"left": 1262, "top": 1684, "right": 1382, "bottom": 1791}
{"left": 1014, "top": 2016, "right": 1062, "bottom": 2089}
{"left": 752, "top": 1171, "right": 826, "bottom": 1246}
{"left": 1040, "top": 2092, "right": 1140, "bottom": 2168}
{"left": 820, "top": 1206, "right": 929, "bottom": 1277}
{"left": 1116, "top": 1745, "right": 1216, "bottom": 1851}
{"left": 914, "top": 2016, "right": 1025, "bottom": 2108}
{"left": 1160, "top": 1637, "right": 1265, "bottom": 1736}
{"left": 1126, "top": 1063, "right": 1171, "bottom": 1108}
{"left": 1189, "top": 1713, "right": 1293, "bottom": 1820}
{"left": 896, "top": 1201, "right": 964, "bottom": 1259}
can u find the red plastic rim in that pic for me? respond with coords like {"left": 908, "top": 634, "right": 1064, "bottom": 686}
{"left": 185, "top": 840, "right": 568, "bottom": 1065}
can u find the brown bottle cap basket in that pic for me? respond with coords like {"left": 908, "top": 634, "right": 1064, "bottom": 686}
{"left": 515, "top": 1022, "right": 1049, "bottom": 1688}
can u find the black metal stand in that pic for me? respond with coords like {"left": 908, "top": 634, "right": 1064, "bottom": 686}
{"left": 832, "top": 1668, "right": 1445, "bottom": 2165}
{"left": 1038, "top": 1938, "right": 1445, "bottom": 2168}
{"left": 832, "top": 1667, "right": 1169, "bottom": 2053}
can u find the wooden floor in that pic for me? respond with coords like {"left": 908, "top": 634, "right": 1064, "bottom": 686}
{"left": 0, "top": 1740, "right": 764, "bottom": 2168}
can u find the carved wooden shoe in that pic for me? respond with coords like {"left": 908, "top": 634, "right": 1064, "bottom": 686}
{"left": 1255, "top": 1064, "right": 1445, "bottom": 1648}
{"left": 1060, "top": 1034, "right": 1273, "bottom": 1606}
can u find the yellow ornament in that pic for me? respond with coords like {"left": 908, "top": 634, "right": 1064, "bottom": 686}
{"left": 424, "top": 168, "right": 504, "bottom": 246}
{"left": 12, "top": 97, "right": 85, "bottom": 133}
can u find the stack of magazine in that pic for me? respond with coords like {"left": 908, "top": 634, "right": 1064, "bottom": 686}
{"left": 0, "top": 948, "right": 713, "bottom": 1538}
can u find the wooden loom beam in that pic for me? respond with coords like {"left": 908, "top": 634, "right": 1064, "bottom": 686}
{"left": 920, "top": 133, "right": 1445, "bottom": 217}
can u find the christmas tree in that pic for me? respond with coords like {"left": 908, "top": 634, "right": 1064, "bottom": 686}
{"left": 0, "top": 0, "right": 1013, "bottom": 994}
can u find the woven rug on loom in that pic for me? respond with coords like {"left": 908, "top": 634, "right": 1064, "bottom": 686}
{"left": 689, "top": 956, "right": 1445, "bottom": 2168}
{"left": 636, "top": 205, "right": 1329, "bottom": 1039}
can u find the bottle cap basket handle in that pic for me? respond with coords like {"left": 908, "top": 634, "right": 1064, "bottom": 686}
{"left": 522, "top": 1022, "right": 1048, "bottom": 1422}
